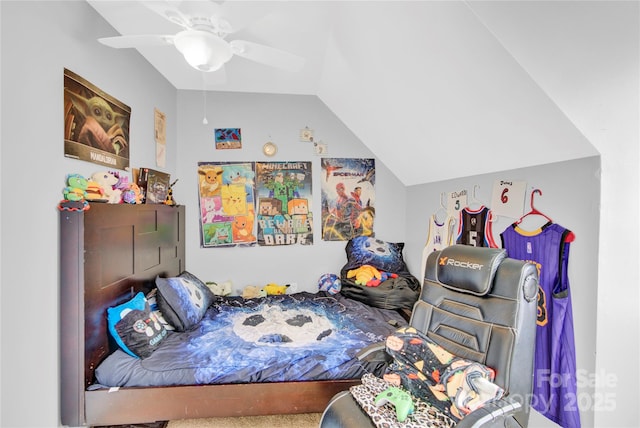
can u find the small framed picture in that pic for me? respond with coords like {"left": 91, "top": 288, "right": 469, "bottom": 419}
{"left": 215, "top": 128, "right": 242, "bottom": 150}
{"left": 313, "top": 141, "right": 328, "bottom": 155}
{"left": 300, "top": 127, "right": 314, "bottom": 142}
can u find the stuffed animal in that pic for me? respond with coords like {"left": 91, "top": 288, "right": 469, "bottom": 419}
{"left": 63, "top": 174, "right": 88, "bottom": 201}
{"left": 91, "top": 171, "right": 122, "bottom": 204}
{"left": 264, "top": 283, "right": 290, "bottom": 295}
{"left": 366, "top": 271, "right": 399, "bottom": 287}
{"left": 122, "top": 182, "right": 143, "bottom": 204}
{"left": 242, "top": 285, "right": 266, "bottom": 299}
{"left": 85, "top": 179, "right": 106, "bottom": 201}
{"left": 164, "top": 179, "right": 179, "bottom": 206}
{"left": 206, "top": 280, "right": 232, "bottom": 296}
{"left": 347, "top": 264, "right": 382, "bottom": 286}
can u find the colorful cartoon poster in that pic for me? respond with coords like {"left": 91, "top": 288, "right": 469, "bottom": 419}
{"left": 321, "top": 158, "right": 375, "bottom": 241}
{"left": 198, "top": 162, "right": 256, "bottom": 248}
{"left": 215, "top": 128, "right": 242, "bottom": 150}
{"left": 255, "top": 161, "right": 313, "bottom": 246}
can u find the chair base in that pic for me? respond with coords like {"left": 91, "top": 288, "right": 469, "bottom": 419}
{"left": 320, "top": 390, "right": 374, "bottom": 428}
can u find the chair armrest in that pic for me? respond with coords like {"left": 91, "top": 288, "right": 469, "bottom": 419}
{"left": 356, "top": 342, "right": 390, "bottom": 363}
{"left": 455, "top": 397, "right": 523, "bottom": 428}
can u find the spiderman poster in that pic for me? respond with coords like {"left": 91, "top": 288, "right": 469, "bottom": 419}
{"left": 321, "top": 158, "right": 375, "bottom": 241}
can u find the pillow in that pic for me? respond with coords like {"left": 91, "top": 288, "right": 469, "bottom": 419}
{"left": 146, "top": 288, "right": 175, "bottom": 331}
{"left": 341, "top": 236, "right": 411, "bottom": 275}
{"left": 435, "top": 245, "right": 506, "bottom": 296}
{"left": 107, "top": 292, "right": 168, "bottom": 359}
{"left": 155, "top": 271, "right": 214, "bottom": 331}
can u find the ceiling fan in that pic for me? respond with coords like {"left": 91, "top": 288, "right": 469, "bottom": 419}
{"left": 97, "top": 0, "right": 306, "bottom": 74}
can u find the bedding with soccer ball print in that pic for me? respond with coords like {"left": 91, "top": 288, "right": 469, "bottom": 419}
{"left": 94, "top": 291, "right": 407, "bottom": 387}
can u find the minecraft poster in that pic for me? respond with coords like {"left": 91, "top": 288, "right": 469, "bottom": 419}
{"left": 321, "top": 158, "right": 375, "bottom": 241}
{"left": 198, "top": 162, "right": 256, "bottom": 248}
{"left": 255, "top": 161, "right": 313, "bottom": 246}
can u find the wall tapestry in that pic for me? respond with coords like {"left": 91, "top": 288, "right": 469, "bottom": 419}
{"left": 321, "top": 158, "right": 375, "bottom": 241}
{"left": 255, "top": 161, "right": 313, "bottom": 246}
{"left": 198, "top": 162, "right": 256, "bottom": 248}
{"left": 63, "top": 68, "right": 131, "bottom": 170}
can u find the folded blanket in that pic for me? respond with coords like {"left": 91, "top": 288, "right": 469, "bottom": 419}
{"left": 383, "top": 326, "right": 505, "bottom": 420}
{"left": 350, "top": 373, "right": 455, "bottom": 428}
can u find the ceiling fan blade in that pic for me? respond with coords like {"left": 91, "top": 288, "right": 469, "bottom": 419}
{"left": 141, "top": 1, "right": 222, "bottom": 30}
{"left": 140, "top": 1, "right": 190, "bottom": 28}
{"left": 217, "top": 2, "right": 274, "bottom": 33}
{"left": 229, "top": 40, "right": 305, "bottom": 72}
{"left": 98, "top": 34, "right": 175, "bottom": 49}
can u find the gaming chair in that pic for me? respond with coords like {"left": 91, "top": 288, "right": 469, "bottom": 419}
{"left": 320, "top": 244, "right": 539, "bottom": 427}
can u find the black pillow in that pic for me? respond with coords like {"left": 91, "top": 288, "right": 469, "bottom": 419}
{"left": 107, "top": 292, "right": 168, "bottom": 358}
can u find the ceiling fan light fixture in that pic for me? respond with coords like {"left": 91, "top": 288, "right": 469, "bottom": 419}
{"left": 174, "top": 30, "right": 232, "bottom": 72}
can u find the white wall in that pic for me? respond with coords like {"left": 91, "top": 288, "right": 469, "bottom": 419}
{"left": 0, "top": 2, "right": 177, "bottom": 427}
{"left": 176, "top": 90, "right": 407, "bottom": 292}
{"left": 405, "top": 156, "right": 601, "bottom": 428}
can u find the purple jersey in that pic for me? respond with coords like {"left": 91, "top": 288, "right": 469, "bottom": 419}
{"left": 501, "top": 222, "right": 580, "bottom": 428}
{"left": 456, "top": 206, "right": 498, "bottom": 248}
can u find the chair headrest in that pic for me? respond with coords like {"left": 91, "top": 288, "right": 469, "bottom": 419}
{"left": 435, "top": 245, "right": 507, "bottom": 296}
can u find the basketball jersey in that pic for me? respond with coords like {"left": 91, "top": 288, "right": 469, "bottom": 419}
{"left": 501, "top": 222, "right": 580, "bottom": 428}
{"left": 456, "top": 206, "right": 497, "bottom": 248}
{"left": 420, "top": 214, "right": 456, "bottom": 283}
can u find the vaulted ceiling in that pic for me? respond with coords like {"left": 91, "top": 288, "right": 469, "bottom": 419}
{"left": 86, "top": 0, "right": 623, "bottom": 186}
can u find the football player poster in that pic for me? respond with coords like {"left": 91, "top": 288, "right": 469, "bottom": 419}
{"left": 197, "top": 161, "right": 256, "bottom": 248}
{"left": 321, "top": 158, "right": 375, "bottom": 241}
{"left": 63, "top": 68, "right": 131, "bottom": 170}
{"left": 255, "top": 161, "right": 313, "bottom": 246}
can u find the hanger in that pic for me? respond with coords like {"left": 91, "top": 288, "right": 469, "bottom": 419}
{"left": 516, "top": 189, "right": 552, "bottom": 225}
{"left": 467, "top": 184, "right": 484, "bottom": 210}
{"left": 433, "top": 192, "right": 448, "bottom": 223}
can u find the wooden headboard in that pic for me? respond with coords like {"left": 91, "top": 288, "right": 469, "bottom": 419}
{"left": 60, "top": 203, "right": 185, "bottom": 425}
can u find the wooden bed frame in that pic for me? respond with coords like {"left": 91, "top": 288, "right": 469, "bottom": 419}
{"left": 60, "top": 203, "right": 358, "bottom": 427}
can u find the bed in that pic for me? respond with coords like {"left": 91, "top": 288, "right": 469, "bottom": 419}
{"left": 59, "top": 203, "right": 412, "bottom": 426}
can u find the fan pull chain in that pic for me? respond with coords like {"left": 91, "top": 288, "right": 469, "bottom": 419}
{"left": 201, "top": 73, "right": 208, "bottom": 125}
{"left": 202, "top": 90, "right": 208, "bottom": 125}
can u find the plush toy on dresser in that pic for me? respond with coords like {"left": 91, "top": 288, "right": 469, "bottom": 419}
{"left": 91, "top": 171, "right": 122, "bottom": 204}
{"left": 59, "top": 174, "right": 91, "bottom": 211}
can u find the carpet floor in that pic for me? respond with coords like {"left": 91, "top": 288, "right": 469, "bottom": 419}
{"left": 166, "top": 413, "right": 322, "bottom": 428}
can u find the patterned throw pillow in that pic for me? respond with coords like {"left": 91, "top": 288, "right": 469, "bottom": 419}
{"left": 107, "top": 292, "right": 168, "bottom": 358}
{"left": 155, "top": 271, "right": 214, "bottom": 331}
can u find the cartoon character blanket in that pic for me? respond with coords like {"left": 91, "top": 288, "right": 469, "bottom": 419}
{"left": 94, "top": 292, "right": 407, "bottom": 388}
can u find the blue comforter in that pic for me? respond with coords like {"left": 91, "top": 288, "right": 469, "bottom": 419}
{"left": 95, "top": 292, "right": 407, "bottom": 387}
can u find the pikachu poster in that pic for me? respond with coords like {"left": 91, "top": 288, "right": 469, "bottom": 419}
{"left": 197, "top": 161, "right": 257, "bottom": 248}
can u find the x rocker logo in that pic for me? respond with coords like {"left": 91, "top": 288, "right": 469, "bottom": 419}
{"left": 439, "top": 256, "right": 484, "bottom": 270}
